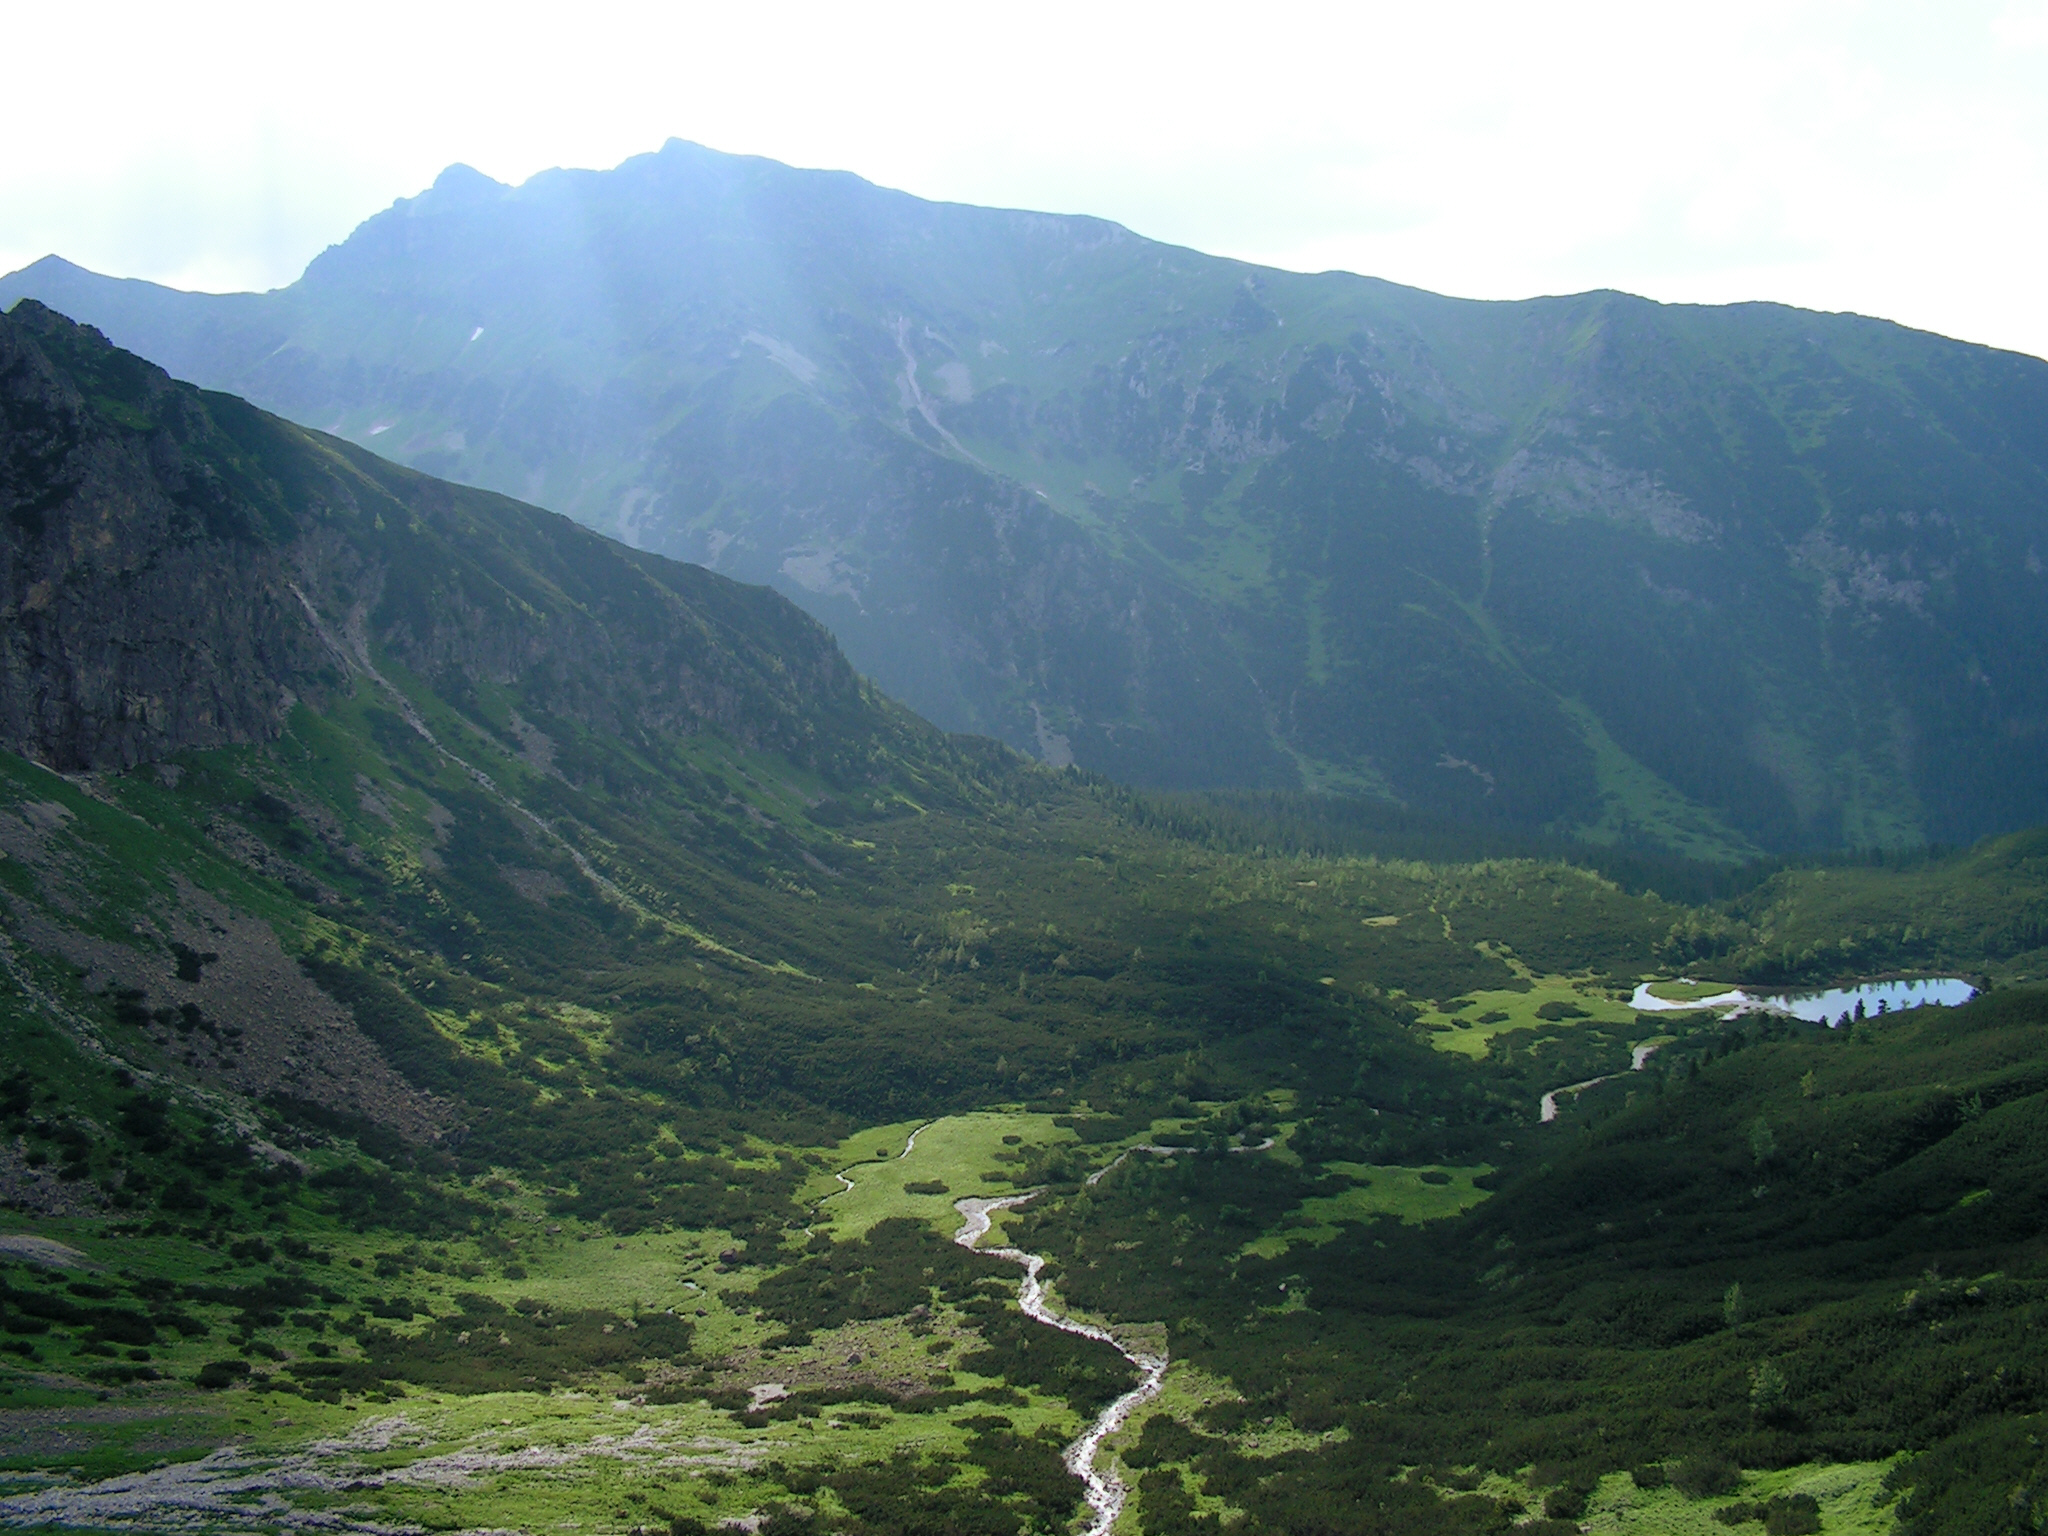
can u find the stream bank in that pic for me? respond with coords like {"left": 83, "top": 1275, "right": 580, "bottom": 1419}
{"left": 950, "top": 1136, "right": 1275, "bottom": 1535}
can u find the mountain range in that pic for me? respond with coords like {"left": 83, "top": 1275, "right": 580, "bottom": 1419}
{"left": 4, "top": 296, "right": 2048, "bottom": 1536}
{"left": 9, "top": 139, "right": 2048, "bottom": 858}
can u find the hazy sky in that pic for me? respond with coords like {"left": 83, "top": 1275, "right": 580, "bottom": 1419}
{"left": 7, "top": 1, "right": 2047, "bottom": 357}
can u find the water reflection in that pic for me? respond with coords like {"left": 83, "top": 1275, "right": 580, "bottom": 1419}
{"left": 1632, "top": 976, "right": 1976, "bottom": 1024}
{"left": 1764, "top": 976, "right": 1976, "bottom": 1024}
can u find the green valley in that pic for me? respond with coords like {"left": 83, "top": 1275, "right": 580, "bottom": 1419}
{"left": 0, "top": 303, "right": 2045, "bottom": 1536}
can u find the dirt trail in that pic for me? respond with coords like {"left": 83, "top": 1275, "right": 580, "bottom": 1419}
{"left": 1539, "top": 1044, "right": 1663, "bottom": 1122}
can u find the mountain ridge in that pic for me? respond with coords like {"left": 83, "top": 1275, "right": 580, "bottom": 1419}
{"left": 8, "top": 139, "right": 2048, "bottom": 855}
{"left": 0, "top": 298, "right": 886, "bottom": 779}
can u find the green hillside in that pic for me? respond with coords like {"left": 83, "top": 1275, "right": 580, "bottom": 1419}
{"left": 8, "top": 141, "right": 2048, "bottom": 854}
{"left": 1, "top": 308, "right": 2044, "bottom": 1535}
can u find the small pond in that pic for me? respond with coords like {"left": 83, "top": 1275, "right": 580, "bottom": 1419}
{"left": 1632, "top": 976, "right": 1977, "bottom": 1025}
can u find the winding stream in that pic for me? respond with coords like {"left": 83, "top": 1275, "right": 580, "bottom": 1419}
{"left": 953, "top": 1192, "right": 1166, "bottom": 1536}
{"left": 813, "top": 1121, "right": 936, "bottom": 1222}
{"left": 950, "top": 1137, "right": 1276, "bottom": 1535}
{"left": 812, "top": 1123, "right": 1271, "bottom": 1533}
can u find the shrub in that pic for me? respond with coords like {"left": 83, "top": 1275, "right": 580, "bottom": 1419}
{"left": 1545, "top": 1482, "right": 1590, "bottom": 1519}
{"left": 1631, "top": 1464, "right": 1669, "bottom": 1489}
{"left": 1749, "top": 1359, "right": 1791, "bottom": 1420}
{"left": 195, "top": 1359, "right": 251, "bottom": 1390}
{"left": 1673, "top": 1455, "right": 1742, "bottom": 1499}
{"left": 1765, "top": 1495, "right": 1822, "bottom": 1535}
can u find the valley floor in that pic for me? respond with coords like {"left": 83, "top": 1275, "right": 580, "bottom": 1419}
{"left": 0, "top": 1097, "right": 1935, "bottom": 1534}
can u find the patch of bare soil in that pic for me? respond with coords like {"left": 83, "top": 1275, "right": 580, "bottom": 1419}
{"left": 0, "top": 799, "right": 89, "bottom": 914}
{"left": 495, "top": 862, "right": 569, "bottom": 904}
{"left": 10, "top": 878, "right": 449, "bottom": 1142}
{"left": 0, "top": 1139, "right": 106, "bottom": 1217}
{"left": 0, "top": 1233, "right": 92, "bottom": 1268}
{"left": 201, "top": 815, "right": 343, "bottom": 904}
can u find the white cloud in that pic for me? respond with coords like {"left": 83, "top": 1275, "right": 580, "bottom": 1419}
{"left": 2, "top": 0, "right": 2044, "bottom": 356}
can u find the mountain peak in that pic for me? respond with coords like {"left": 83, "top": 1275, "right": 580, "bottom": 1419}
{"left": 425, "top": 161, "right": 506, "bottom": 200}
{"left": 7, "top": 145, "right": 2048, "bottom": 853}
{"left": 2, "top": 254, "right": 88, "bottom": 286}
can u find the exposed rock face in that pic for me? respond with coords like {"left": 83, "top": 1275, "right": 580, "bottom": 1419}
{"left": 0, "top": 302, "right": 328, "bottom": 768}
{"left": 0, "top": 302, "right": 877, "bottom": 776}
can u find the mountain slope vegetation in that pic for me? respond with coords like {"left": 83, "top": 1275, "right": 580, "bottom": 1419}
{"left": 8, "top": 142, "right": 2048, "bottom": 854}
{"left": 0, "top": 309, "right": 2043, "bottom": 1535}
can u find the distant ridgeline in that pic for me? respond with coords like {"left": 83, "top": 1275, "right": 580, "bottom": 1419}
{"left": 8, "top": 139, "right": 2048, "bottom": 857}
{"left": 1, "top": 304, "right": 2047, "bottom": 1534}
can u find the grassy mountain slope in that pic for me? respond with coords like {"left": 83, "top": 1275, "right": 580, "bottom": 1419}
{"left": 8, "top": 142, "right": 2048, "bottom": 853}
{"left": 1, "top": 311, "right": 2044, "bottom": 1534}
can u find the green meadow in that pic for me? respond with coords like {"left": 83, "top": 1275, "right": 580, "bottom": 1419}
{"left": 1238, "top": 1162, "right": 1495, "bottom": 1258}
{"left": 1411, "top": 969, "right": 1646, "bottom": 1059}
{"left": 802, "top": 1113, "right": 1077, "bottom": 1240}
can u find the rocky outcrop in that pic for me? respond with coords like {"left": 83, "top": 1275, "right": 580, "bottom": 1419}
{"left": 0, "top": 302, "right": 330, "bottom": 768}
{"left": 0, "top": 303, "right": 880, "bottom": 777}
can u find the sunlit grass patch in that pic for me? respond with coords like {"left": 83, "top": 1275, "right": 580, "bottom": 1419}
{"left": 807, "top": 1112, "right": 1082, "bottom": 1240}
{"left": 795, "top": 1118, "right": 930, "bottom": 1206}
{"left": 1642, "top": 977, "right": 1744, "bottom": 1002}
{"left": 1574, "top": 1458, "right": 1901, "bottom": 1535}
{"left": 1239, "top": 1162, "right": 1493, "bottom": 1258}
{"left": 1415, "top": 973, "right": 1640, "bottom": 1058}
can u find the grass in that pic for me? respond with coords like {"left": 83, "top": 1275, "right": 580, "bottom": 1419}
{"left": 1413, "top": 969, "right": 1644, "bottom": 1058}
{"left": 1643, "top": 978, "right": 1747, "bottom": 1002}
{"left": 1575, "top": 1460, "right": 1901, "bottom": 1534}
{"left": 801, "top": 1112, "right": 1078, "bottom": 1241}
{"left": 414, "top": 1222, "right": 779, "bottom": 1363}
{"left": 1238, "top": 1162, "right": 1494, "bottom": 1258}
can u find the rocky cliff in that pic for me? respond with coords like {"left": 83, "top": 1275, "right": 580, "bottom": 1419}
{"left": 0, "top": 301, "right": 881, "bottom": 775}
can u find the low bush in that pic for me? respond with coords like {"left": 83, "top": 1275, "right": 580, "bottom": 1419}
{"left": 195, "top": 1359, "right": 251, "bottom": 1390}
{"left": 1672, "top": 1455, "right": 1742, "bottom": 1499}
